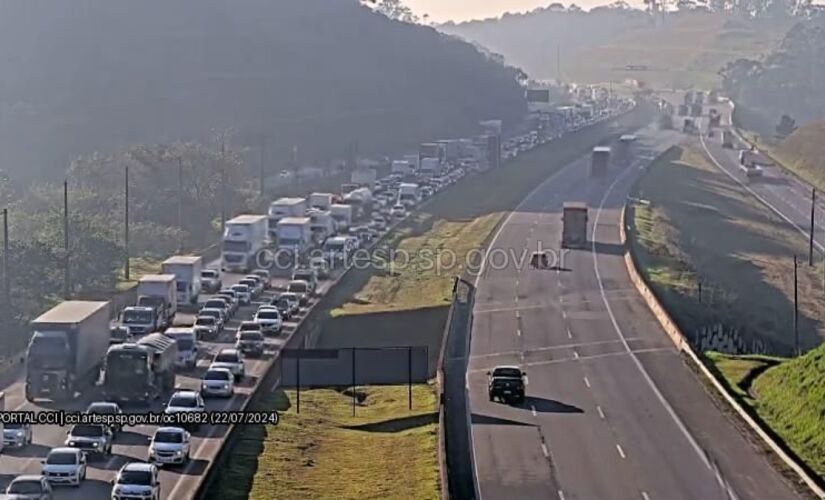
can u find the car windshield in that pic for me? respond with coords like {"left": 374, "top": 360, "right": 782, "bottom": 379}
{"left": 123, "top": 309, "right": 153, "bottom": 323}
{"left": 47, "top": 451, "right": 78, "bottom": 465}
{"left": 232, "top": 285, "right": 249, "bottom": 293}
{"left": 280, "top": 294, "right": 297, "bottom": 303}
{"left": 239, "top": 332, "right": 263, "bottom": 341}
{"left": 205, "top": 300, "right": 226, "bottom": 309}
{"left": 118, "top": 470, "right": 152, "bottom": 485}
{"left": 257, "top": 311, "right": 280, "bottom": 319}
{"left": 240, "top": 280, "right": 256, "bottom": 288}
{"left": 5, "top": 422, "right": 24, "bottom": 429}
{"left": 493, "top": 368, "right": 522, "bottom": 378}
{"left": 205, "top": 370, "right": 231, "bottom": 381}
{"left": 240, "top": 323, "right": 260, "bottom": 331}
{"left": 154, "top": 431, "right": 183, "bottom": 443}
{"left": 7, "top": 480, "right": 42, "bottom": 494}
{"left": 215, "top": 352, "right": 239, "bottom": 363}
{"left": 196, "top": 317, "right": 216, "bottom": 326}
{"left": 72, "top": 424, "right": 103, "bottom": 437}
{"left": 201, "top": 310, "right": 220, "bottom": 319}
{"left": 169, "top": 394, "right": 197, "bottom": 407}
{"left": 288, "top": 282, "right": 307, "bottom": 293}
{"left": 201, "top": 270, "right": 218, "bottom": 278}
{"left": 173, "top": 337, "right": 194, "bottom": 350}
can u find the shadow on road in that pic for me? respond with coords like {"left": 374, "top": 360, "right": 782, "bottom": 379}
{"left": 591, "top": 241, "right": 626, "bottom": 257}
{"left": 471, "top": 413, "right": 534, "bottom": 426}
{"left": 2, "top": 442, "right": 51, "bottom": 459}
{"left": 343, "top": 412, "right": 438, "bottom": 433}
{"left": 524, "top": 396, "right": 584, "bottom": 414}
{"left": 114, "top": 430, "right": 150, "bottom": 446}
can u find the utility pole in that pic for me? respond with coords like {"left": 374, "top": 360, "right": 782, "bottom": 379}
{"left": 809, "top": 188, "right": 816, "bottom": 266}
{"left": 124, "top": 166, "right": 130, "bottom": 281}
{"left": 556, "top": 46, "right": 561, "bottom": 83}
{"left": 259, "top": 134, "right": 266, "bottom": 198}
{"left": 2, "top": 208, "right": 9, "bottom": 310}
{"left": 178, "top": 156, "right": 184, "bottom": 252}
{"left": 220, "top": 139, "right": 227, "bottom": 235}
{"left": 794, "top": 255, "right": 799, "bottom": 356}
{"left": 63, "top": 180, "right": 70, "bottom": 299}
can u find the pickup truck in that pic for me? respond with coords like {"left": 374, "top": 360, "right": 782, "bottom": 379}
{"left": 487, "top": 365, "right": 526, "bottom": 404}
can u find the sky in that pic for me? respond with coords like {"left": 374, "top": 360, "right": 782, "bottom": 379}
{"left": 405, "top": 0, "right": 645, "bottom": 23}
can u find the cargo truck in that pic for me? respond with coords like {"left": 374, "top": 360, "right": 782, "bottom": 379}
{"left": 223, "top": 214, "right": 269, "bottom": 273}
{"left": 590, "top": 147, "right": 610, "bottom": 177}
{"left": 309, "top": 210, "right": 335, "bottom": 243}
{"left": 309, "top": 192, "right": 335, "bottom": 211}
{"left": 25, "top": 301, "right": 111, "bottom": 402}
{"left": 419, "top": 157, "right": 442, "bottom": 179}
{"left": 403, "top": 154, "right": 420, "bottom": 173}
{"left": 277, "top": 217, "right": 313, "bottom": 253}
{"left": 268, "top": 198, "right": 307, "bottom": 239}
{"left": 562, "top": 203, "right": 588, "bottom": 249}
{"left": 137, "top": 274, "right": 177, "bottom": 329}
{"left": 351, "top": 169, "right": 377, "bottom": 189}
{"left": 120, "top": 305, "right": 159, "bottom": 337}
{"left": 102, "top": 333, "right": 178, "bottom": 403}
{"left": 398, "top": 183, "right": 420, "bottom": 207}
{"left": 677, "top": 104, "right": 688, "bottom": 116}
{"left": 342, "top": 187, "right": 372, "bottom": 220}
{"left": 392, "top": 160, "right": 412, "bottom": 176}
{"left": 420, "top": 142, "right": 445, "bottom": 163}
{"left": 161, "top": 256, "right": 203, "bottom": 306}
{"left": 330, "top": 204, "right": 353, "bottom": 232}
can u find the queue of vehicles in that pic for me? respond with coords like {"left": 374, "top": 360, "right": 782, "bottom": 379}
{"left": 5, "top": 97, "right": 632, "bottom": 498}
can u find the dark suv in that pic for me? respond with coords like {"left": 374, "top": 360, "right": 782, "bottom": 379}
{"left": 487, "top": 366, "right": 526, "bottom": 404}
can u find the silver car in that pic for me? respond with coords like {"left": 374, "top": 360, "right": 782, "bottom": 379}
{"left": 201, "top": 366, "right": 235, "bottom": 398}
{"left": 41, "top": 447, "right": 86, "bottom": 487}
{"left": 149, "top": 427, "right": 191, "bottom": 466}
{"left": 3, "top": 422, "right": 32, "bottom": 448}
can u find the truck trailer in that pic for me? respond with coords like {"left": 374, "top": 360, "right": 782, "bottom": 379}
{"left": 277, "top": 217, "right": 313, "bottom": 253}
{"left": 26, "top": 301, "right": 111, "bottom": 402}
{"left": 102, "top": 333, "right": 178, "bottom": 403}
{"left": 309, "top": 210, "right": 335, "bottom": 243}
{"left": 562, "top": 203, "right": 588, "bottom": 249}
{"left": 137, "top": 274, "right": 177, "bottom": 329}
{"left": 161, "top": 255, "right": 203, "bottom": 307}
{"left": 330, "top": 204, "right": 353, "bottom": 232}
{"left": 351, "top": 169, "right": 377, "bottom": 189}
{"left": 590, "top": 147, "right": 611, "bottom": 177}
{"left": 309, "top": 193, "right": 335, "bottom": 211}
{"left": 268, "top": 198, "right": 307, "bottom": 239}
{"left": 223, "top": 214, "right": 269, "bottom": 273}
{"left": 398, "top": 183, "right": 420, "bottom": 207}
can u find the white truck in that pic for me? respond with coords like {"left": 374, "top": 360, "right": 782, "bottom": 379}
{"left": 398, "top": 183, "right": 420, "bottom": 208}
{"left": 309, "top": 192, "right": 335, "bottom": 211}
{"left": 223, "top": 214, "right": 269, "bottom": 273}
{"left": 277, "top": 217, "right": 313, "bottom": 253}
{"left": 404, "top": 154, "right": 419, "bottom": 173}
{"left": 161, "top": 255, "right": 203, "bottom": 307}
{"left": 268, "top": 197, "right": 307, "bottom": 239}
{"left": 419, "top": 157, "right": 441, "bottom": 179}
{"left": 137, "top": 274, "right": 177, "bottom": 329}
{"left": 342, "top": 187, "right": 373, "bottom": 220}
{"left": 309, "top": 210, "right": 335, "bottom": 243}
{"left": 351, "top": 168, "right": 377, "bottom": 189}
{"left": 330, "top": 204, "right": 353, "bottom": 232}
{"left": 392, "top": 160, "right": 412, "bottom": 176}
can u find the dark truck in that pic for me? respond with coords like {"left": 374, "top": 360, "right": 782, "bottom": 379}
{"left": 487, "top": 365, "right": 526, "bottom": 404}
{"left": 103, "top": 332, "right": 178, "bottom": 403}
{"left": 25, "top": 301, "right": 111, "bottom": 402}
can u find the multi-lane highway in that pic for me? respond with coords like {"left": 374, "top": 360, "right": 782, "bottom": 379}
{"left": 0, "top": 267, "right": 343, "bottom": 499}
{"left": 467, "top": 121, "right": 801, "bottom": 499}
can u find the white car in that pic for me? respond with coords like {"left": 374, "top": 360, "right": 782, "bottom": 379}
{"left": 41, "top": 447, "right": 87, "bottom": 487}
{"left": 4, "top": 421, "right": 33, "bottom": 448}
{"left": 254, "top": 308, "right": 283, "bottom": 335}
{"left": 5, "top": 475, "right": 52, "bottom": 499}
{"left": 230, "top": 284, "right": 252, "bottom": 305}
{"left": 149, "top": 427, "right": 191, "bottom": 466}
{"left": 163, "top": 390, "right": 206, "bottom": 431}
{"left": 235, "top": 330, "right": 265, "bottom": 357}
{"left": 65, "top": 423, "right": 113, "bottom": 458}
{"left": 391, "top": 204, "right": 406, "bottom": 219}
{"left": 371, "top": 215, "right": 387, "bottom": 231}
{"left": 211, "top": 349, "right": 245, "bottom": 382}
{"left": 110, "top": 462, "right": 160, "bottom": 500}
{"left": 310, "top": 257, "right": 331, "bottom": 279}
{"left": 201, "top": 366, "right": 235, "bottom": 398}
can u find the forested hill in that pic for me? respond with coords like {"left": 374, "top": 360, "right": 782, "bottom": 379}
{"left": 0, "top": 0, "right": 526, "bottom": 183}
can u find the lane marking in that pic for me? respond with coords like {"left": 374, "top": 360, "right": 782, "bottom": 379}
{"left": 616, "top": 444, "right": 627, "bottom": 459}
{"left": 573, "top": 350, "right": 579, "bottom": 359}
{"left": 592, "top": 154, "right": 741, "bottom": 500}
{"left": 583, "top": 376, "right": 591, "bottom": 388}
{"left": 469, "top": 347, "right": 673, "bottom": 372}
{"left": 597, "top": 405, "right": 605, "bottom": 419}
{"left": 642, "top": 492, "right": 651, "bottom": 500}
{"left": 541, "top": 443, "right": 550, "bottom": 458}
{"left": 515, "top": 310, "right": 521, "bottom": 319}
{"left": 567, "top": 327, "right": 573, "bottom": 339}
{"left": 531, "top": 405, "right": 538, "bottom": 417}
{"left": 558, "top": 490, "right": 566, "bottom": 500}
{"left": 517, "top": 329, "right": 522, "bottom": 337}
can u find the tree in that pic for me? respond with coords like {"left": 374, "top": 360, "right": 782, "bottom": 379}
{"left": 776, "top": 114, "right": 798, "bottom": 139}
{"left": 365, "top": 0, "right": 419, "bottom": 23}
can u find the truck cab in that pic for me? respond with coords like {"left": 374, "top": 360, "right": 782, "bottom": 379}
{"left": 487, "top": 365, "right": 526, "bottom": 404}
{"left": 120, "top": 306, "right": 158, "bottom": 337}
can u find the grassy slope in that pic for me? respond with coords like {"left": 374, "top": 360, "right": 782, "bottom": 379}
{"left": 207, "top": 385, "right": 439, "bottom": 500}
{"left": 770, "top": 120, "right": 825, "bottom": 192}
{"left": 568, "top": 13, "right": 790, "bottom": 89}
{"left": 632, "top": 144, "right": 824, "bottom": 351}
{"left": 335, "top": 110, "right": 649, "bottom": 316}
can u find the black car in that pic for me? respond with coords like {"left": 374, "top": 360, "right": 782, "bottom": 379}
{"left": 487, "top": 366, "right": 525, "bottom": 404}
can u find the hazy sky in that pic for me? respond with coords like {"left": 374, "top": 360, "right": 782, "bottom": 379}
{"left": 406, "top": 0, "right": 644, "bottom": 23}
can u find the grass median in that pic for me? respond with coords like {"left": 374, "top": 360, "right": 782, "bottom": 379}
{"left": 206, "top": 384, "right": 439, "bottom": 500}
{"left": 629, "top": 142, "right": 825, "bottom": 480}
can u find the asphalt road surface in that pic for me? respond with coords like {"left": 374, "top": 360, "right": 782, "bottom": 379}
{"left": 467, "top": 121, "right": 800, "bottom": 499}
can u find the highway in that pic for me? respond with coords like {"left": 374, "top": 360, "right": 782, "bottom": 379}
{"left": 467, "top": 120, "right": 801, "bottom": 499}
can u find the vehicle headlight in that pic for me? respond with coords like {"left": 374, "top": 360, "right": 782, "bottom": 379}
{"left": 223, "top": 383, "right": 230, "bottom": 389}
{"left": 91, "top": 442, "right": 99, "bottom": 448}
{"left": 68, "top": 441, "right": 76, "bottom": 446}
{"left": 15, "top": 430, "right": 23, "bottom": 437}
{"left": 174, "top": 450, "right": 183, "bottom": 456}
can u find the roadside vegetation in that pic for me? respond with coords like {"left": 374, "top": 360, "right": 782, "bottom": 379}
{"left": 630, "top": 142, "right": 825, "bottom": 479}
{"left": 206, "top": 385, "right": 439, "bottom": 500}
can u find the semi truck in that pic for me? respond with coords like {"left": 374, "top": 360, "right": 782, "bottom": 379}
{"left": 25, "top": 301, "right": 111, "bottom": 402}
{"left": 419, "top": 157, "right": 442, "bottom": 179}
{"left": 590, "top": 147, "right": 611, "bottom": 177}
{"left": 398, "top": 183, "right": 420, "bottom": 207}
{"left": 351, "top": 169, "right": 377, "bottom": 189}
{"left": 268, "top": 198, "right": 307, "bottom": 239}
{"left": 392, "top": 160, "right": 413, "bottom": 176}
{"left": 562, "top": 203, "right": 588, "bottom": 249}
{"left": 309, "top": 192, "right": 335, "bottom": 211}
{"left": 342, "top": 187, "right": 372, "bottom": 219}
{"left": 276, "top": 217, "right": 313, "bottom": 253}
{"left": 223, "top": 214, "right": 269, "bottom": 273}
{"left": 102, "top": 333, "right": 178, "bottom": 403}
{"left": 419, "top": 142, "right": 444, "bottom": 163}
{"left": 309, "top": 210, "right": 335, "bottom": 243}
{"left": 137, "top": 274, "right": 177, "bottom": 329}
{"left": 161, "top": 255, "right": 203, "bottom": 307}
{"left": 330, "top": 204, "right": 353, "bottom": 232}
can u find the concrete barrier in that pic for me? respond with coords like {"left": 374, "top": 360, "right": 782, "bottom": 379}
{"left": 621, "top": 202, "right": 825, "bottom": 499}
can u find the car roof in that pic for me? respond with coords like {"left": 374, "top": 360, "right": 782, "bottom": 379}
{"left": 200, "top": 308, "right": 222, "bottom": 313}
{"left": 206, "top": 365, "right": 233, "bottom": 374}
{"left": 10, "top": 475, "right": 45, "bottom": 482}
{"left": 171, "top": 389, "right": 199, "bottom": 397}
{"left": 88, "top": 401, "right": 118, "bottom": 408}
{"left": 122, "top": 462, "right": 155, "bottom": 473}
{"left": 232, "top": 283, "right": 249, "bottom": 289}
{"left": 49, "top": 447, "right": 80, "bottom": 455}
{"left": 155, "top": 426, "right": 186, "bottom": 434}
{"left": 218, "top": 348, "right": 240, "bottom": 355}
{"left": 493, "top": 365, "right": 521, "bottom": 371}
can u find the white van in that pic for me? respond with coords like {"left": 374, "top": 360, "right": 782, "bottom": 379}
{"left": 164, "top": 328, "right": 199, "bottom": 370}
